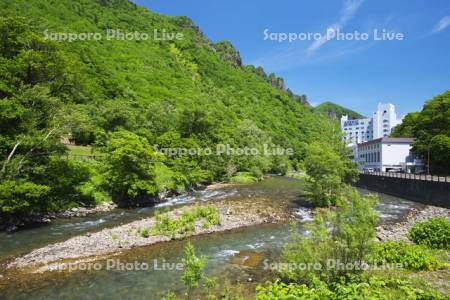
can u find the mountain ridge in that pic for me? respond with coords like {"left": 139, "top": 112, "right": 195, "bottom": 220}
{"left": 314, "top": 101, "right": 365, "bottom": 120}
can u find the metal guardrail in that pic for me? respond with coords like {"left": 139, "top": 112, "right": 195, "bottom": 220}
{"left": 360, "top": 171, "right": 450, "bottom": 183}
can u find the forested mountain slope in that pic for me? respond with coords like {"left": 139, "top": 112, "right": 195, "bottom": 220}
{"left": 0, "top": 0, "right": 346, "bottom": 221}
{"left": 314, "top": 101, "right": 365, "bottom": 120}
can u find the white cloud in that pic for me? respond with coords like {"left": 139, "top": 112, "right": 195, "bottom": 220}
{"left": 307, "top": 0, "right": 364, "bottom": 56}
{"left": 433, "top": 16, "right": 450, "bottom": 33}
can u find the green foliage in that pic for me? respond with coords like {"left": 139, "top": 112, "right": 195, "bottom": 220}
{"left": 160, "top": 291, "right": 177, "bottom": 300}
{"left": 138, "top": 228, "right": 150, "bottom": 238}
{"left": 0, "top": 156, "right": 95, "bottom": 220}
{"left": 101, "top": 130, "right": 164, "bottom": 207}
{"left": 256, "top": 279, "right": 333, "bottom": 299}
{"left": 66, "top": 145, "right": 95, "bottom": 157}
{"left": 0, "top": 16, "right": 93, "bottom": 223}
{"left": 314, "top": 101, "right": 365, "bottom": 120}
{"left": 77, "top": 160, "right": 111, "bottom": 204}
{"left": 256, "top": 276, "right": 446, "bottom": 300}
{"left": 408, "top": 217, "right": 450, "bottom": 250}
{"left": 182, "top": 242, "right": 207, "bottom": 299}
{"left": 153, "top": 206, "right": 220, "bottom": 238}
{"left": 282, "top": 187, "right": 378, "bottom": 283}
{"left": 0, "top": 180, "right": 50, "bottom": 215}
{"left": 230, "top": 172, "right": 258, "bottom": 184}
{"left": 391, "top": 91, "right": 450, "bottom": 175}
{"left": 303, "top": 142, "right": 357, "bottom": 207}
{"left": 0, "top": 1, "right": 350, "bottom": 223}
{"left": 369, "top": 241, "right": 441, "bottom": 271}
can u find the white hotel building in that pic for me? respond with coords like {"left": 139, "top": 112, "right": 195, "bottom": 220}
{"left": 341, "top": 103, "right": 402, "bottom": 144}
{"left": 356, "top": 137, "right": 424, "bottom": 173}
{"left": 340, "top": 103, "right": 423, "bottom": 172}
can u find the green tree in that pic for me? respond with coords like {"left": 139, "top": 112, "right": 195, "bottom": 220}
{"left": 101, "top": 130, "right": 164, "bottom": 207}
{"left": 303, "top": 142, "right": 357, "bottom": 207}
{"left": 391, "top": 91, "right": 450, "bottom": 175}
{"left": 0, "top": 17, "right": 93, "bottom": 225}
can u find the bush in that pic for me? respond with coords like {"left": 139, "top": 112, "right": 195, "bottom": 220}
{"left": 256, "top": 277, "right": 446, "bottom": 300}
{"left": 256, "top": 279, "right": 333, "bottom": 299}
{"left": 139, "top": 228, "right": 150, "bottom": 238}
{"left": 230, "top": 172, "right": 258, "bottom": 184}
{"left": 408, "top": 217, "right": 450, "bottom": 250}
{"left": 369, "top": 241, "right": 441, "bottom": 271}
{"left": 282, "top": 187, "right": 379, "bottom": 283}
{"left": 249, "top": 166, "right": 263, "bottom": 180}
{"left": 0, "top": 180, "right": 50, "bottom": 216}
{"left": 152, "top": 206, "right": 220, "bottom": 238}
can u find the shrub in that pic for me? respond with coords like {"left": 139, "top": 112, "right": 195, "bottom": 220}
{"left": 152, "top": 206, "right": 220, "bottom": 238}
{"left": 249, "top": 166, "right": 263, "bottom": 179}
{"left": 282, "top": 187, "right": 379, "bottom": 283}
{"left": 369, "top": 241, "right": 441, "bottom": 271}
{"left": 0, "top": 180, "right": 50, "bottom": 216}
{"left": 408, "top": 217, "right": 450, "bottom": 250}
{"left": 256, "top": 279, "right": 333, "bottom": 299}
{"left": 230, "top": 172, "right": 257, "bottom": 184}
{"left": 196, "top": 207, "right": 221, "bottom": 226}
{"left": 256, "top": 277, "right": 446, "bottom": 300}
{"left": 139, "top": 228, "right": 150, "bottom": 238}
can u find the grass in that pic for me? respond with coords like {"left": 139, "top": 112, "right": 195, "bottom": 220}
{"left": 67, "top": 145, "right": 94, "bottom": 156}
{"left": 230, "top": 172, "right": 258, "bottom": 184}
{"left": 152, "top": 206, "right": 221, "bottom": 238}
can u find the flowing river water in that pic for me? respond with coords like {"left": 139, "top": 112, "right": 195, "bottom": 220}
{"left": 0, "top": 176, "right": 424, "bottom": 299}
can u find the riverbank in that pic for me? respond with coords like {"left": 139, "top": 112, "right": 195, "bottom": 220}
{"left": 7, "top": 197, "right": 291, "bottom": 273}
{"left": 0, "top": 202, "right": 118, "bottom": 233}
{"left": 376, "top": 205, "right": 450, "bottom": 242}
{"left": 0, "top": 180, "right": 248, "bottom": 233}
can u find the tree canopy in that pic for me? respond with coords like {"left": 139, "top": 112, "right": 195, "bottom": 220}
{"left": 391, "top": 90, "right": 450, "bottom": 175}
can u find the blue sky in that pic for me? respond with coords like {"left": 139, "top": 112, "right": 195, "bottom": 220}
{"left": 133, "top": 0, "right": 450, "bottom": 117}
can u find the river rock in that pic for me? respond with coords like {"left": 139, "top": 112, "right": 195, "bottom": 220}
{"left": 376, "top": 206, "right": 450, "bottom": 242}
{"left": 5, "top": 225, "right": 18, "bottom": 233}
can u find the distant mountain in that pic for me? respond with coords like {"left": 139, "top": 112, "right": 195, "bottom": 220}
{"left": 314, "top": 101, "right": 365, "bottom": 120}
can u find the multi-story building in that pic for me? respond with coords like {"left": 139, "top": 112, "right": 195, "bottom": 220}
{"left": 341, "top": 103, "right": 402, "bottom": 145}
{"left": 341, "top": 116, "right": 373, "bottom": 144}
{"left": 356, "top": 137, "right": 424, "bottom": 173}
{"left": 372, "top": 103, "right": 402, "bottom": 139}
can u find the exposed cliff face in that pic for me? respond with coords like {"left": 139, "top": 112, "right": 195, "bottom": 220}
{"left": 214, "top": 40, "right": 242, "bottom": 67}
{"left": 287, "top": 89, "right": 310, "bottom": 106}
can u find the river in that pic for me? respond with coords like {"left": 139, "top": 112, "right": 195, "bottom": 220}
{"left": 0, "top": 176, "right": 424, "bottom": 299}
